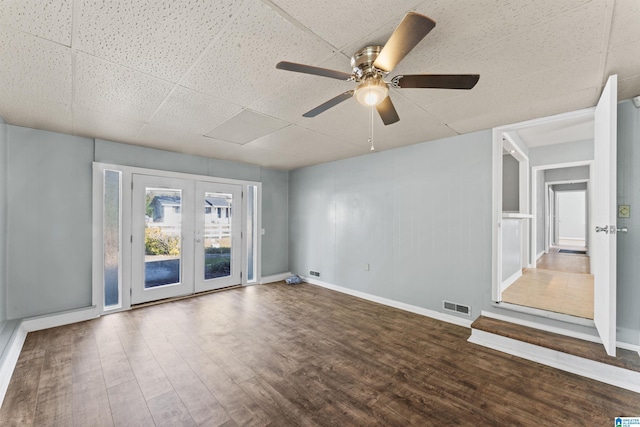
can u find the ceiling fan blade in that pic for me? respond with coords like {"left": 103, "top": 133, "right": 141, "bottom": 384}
{"left": 373, "top": 12, "right": 436, "bottom": 73}
{"left": 303, "top": 91, "right": 354, "bottom": 117}
{"left": 393, "top": 74, "right": 480, "bottom": 89}
{"left": 276, "top": 61, "right": 352, "bottom": 81}
{"left": 376, "top": 96, "right": 400, "bottom": 125}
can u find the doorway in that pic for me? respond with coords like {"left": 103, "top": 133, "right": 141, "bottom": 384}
{"left": 131, "top": 175, "right": 244, "bottom": 304}
{"left": 93, "top": 163, "right": 261, "bottom": 311}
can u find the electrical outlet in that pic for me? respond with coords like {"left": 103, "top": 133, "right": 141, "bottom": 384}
{"left": 364, "top": 263, "right": 370, "bottom": 271}
{"left": 619, "top": 205, "right": 630, "bottom": 218}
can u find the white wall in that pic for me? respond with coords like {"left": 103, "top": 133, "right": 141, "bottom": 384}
{"left": 290, "top": 130, "right": 493, "bottom": 319}
{"left": 529, "top": 139, "right": 593, "bottom": 166}
{"left": 501, "top": 219, "right": 522, "bottom": 281}
{"left": 557, "top": 191, "right": 586, "bottom": 240}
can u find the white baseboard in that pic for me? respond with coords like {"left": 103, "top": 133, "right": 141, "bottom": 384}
{"left": 22, "top": 306, "right": 99, "bottom": 332}
{"left": 500, "top": 270, "right": 522, "bottom": 293}
{"left": 469, "top": 329, "right": 640, "bottom": 393}
{"left": 0, "top": 321, "right": 27, "bottom": 409}
{"left": 537, "top": 251, "right": 545, "bottom": 261}
{"left": 260, "top": 272, "right": 292, "bottom": 284}
{"left": 302, "top": 276, "right": 473, "bottom": 328}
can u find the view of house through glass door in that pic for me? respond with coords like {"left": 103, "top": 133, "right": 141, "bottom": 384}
{"left": 131, "top": 174, "right": 243, "bottom": 305}
{"left": 195, "top": 182, "right": 241, "bottom": 292}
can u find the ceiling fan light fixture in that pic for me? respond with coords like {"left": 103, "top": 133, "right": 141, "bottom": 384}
{"left": 355, "top": 77, "right": 389, "bottom": 106}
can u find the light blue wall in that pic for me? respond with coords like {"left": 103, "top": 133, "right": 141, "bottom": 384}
{"left": 7, "top": 127, "right": 94, "bottom": 319}
{"left": 0, "top": 117, "right": 7, "bottom": 326}
{"left": 616, "top": 100, "right": 640, "bottom": 344}
{"left": 290, "top": 130, "right": 493, "bottom": 319}
{"left": 94, "top": 139, "right": 289, "bottom": 276}
{"left": 3, "top": 129, "right": 288, "bottom": 319}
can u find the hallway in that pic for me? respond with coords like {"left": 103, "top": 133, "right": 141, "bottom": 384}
{"left": 502, "top": 246, "right": 593, "bottom": 319}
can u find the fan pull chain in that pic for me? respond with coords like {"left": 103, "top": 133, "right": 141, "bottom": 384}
{"left": 369, "top": 106, "right": 375, "bottom": 151}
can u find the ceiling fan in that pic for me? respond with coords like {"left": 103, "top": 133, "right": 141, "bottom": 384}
{"left": 276, "top": 12, "right": 479, "bottom": 125}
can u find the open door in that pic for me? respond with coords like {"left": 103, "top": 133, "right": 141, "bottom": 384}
{"left": 593, "top": 75, "right": 617, "bottom": 356}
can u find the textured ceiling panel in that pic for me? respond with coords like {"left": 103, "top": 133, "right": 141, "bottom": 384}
{"left": 0, "top": 0, "right": 637, "bottom": 170}
{"left": 74, "top": 53, "right": 175, "bottom": 122}
{"left": 250, "top": 53, "right": 353, "bottom": 123}
{"left": 205, "top": 109, "right": 290, "bottom": 144}
{"left": 0, "top": 99, "right": 73, "bottom": 135}
{"left": 149, "top": 86, "right": 244, "bottom": 136}
{"left": 605, "top": 39, "right": 640, "bottom": 81}
{"left": 0, "top": 0, "right": 72, "bottom": 45}
{"left": 268, "top": 0, "right": 419, "bottom": 49}
{"left": 0, "top": 25, "right": 72, "bottom": 105}
{"left": 75, "top": 0, "right": 243, "bottom": 81}
{"left": 73, "top": 108, "right": 146, "bottom": 144}
{"left": 608, "top": 0, "right": 640, "bottom": 48}
{"left": 180, "top": 1, "right": 336, "bottom": 106}
{"left": 447, "top": 87, "right": 600, "bottom": 135}
{"left": 419, "top": 55, "right": 602, "bottom": 124}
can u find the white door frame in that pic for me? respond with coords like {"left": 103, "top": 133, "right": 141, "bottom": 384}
{"left": 532, "top": 167, "right": 591, "bottom": 259}
{"left": 492, "top": 107, "right": 593, "bottom": 302}
{"left": 92, "top": 162, "right": 262, "bottom": 313}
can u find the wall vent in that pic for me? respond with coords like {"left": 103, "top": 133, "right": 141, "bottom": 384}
{"left": 442, "top": 300, "right": 471, "bottom": 316}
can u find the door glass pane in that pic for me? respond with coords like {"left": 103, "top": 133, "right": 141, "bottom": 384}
{"left": 204, "top": 192, "right": 232, "bottom": 280}
{"left": 104, "top": 170, "right": 121, "bottom": 308}
{"left": 145, "top": 188, "right": 182, "bottom": 288}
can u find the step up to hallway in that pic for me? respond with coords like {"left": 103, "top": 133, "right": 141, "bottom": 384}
{"left": 468, "top": 315, "right": 640, "bottom": 393}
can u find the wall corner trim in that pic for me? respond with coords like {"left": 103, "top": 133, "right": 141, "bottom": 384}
{"left": 302, "top": 276, "right": 473, "bottom": 328}
{"left": 0, "top": 321, "right": 27, "bottom": 409}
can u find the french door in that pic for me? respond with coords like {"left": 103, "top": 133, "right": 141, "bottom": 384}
{"left": 131, "top": 174, "right": 242, "bottom": 304}
{"left": 194, "top": 181, "right": 242, "bottom": 292}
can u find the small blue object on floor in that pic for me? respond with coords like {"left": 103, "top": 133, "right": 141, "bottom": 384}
{"left": 285, "top": 275, "right": 302, "bottom": 284}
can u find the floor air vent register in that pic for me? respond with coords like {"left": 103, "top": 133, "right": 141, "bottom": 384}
{"left": 443, "top": 301, "right": 471, "bottom": 316}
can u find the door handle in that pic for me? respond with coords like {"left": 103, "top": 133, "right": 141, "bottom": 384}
{"left": 616, "top": 227, "right": 628, "bottom": 234}
{"left": 595, "top": 225, "right": 609, "bottom": 233}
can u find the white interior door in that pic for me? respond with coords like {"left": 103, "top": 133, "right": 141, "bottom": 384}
{"left": 194, "top": 182, "right": 242, "bottom": 292}
{"left": 593, "top": 75, "right": 618, "bottom": 357}
{"left": 132, "top": 174, "right": 195, "bottom": 304}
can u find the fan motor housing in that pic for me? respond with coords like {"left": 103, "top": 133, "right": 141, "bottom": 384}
{"left": 351, "top": 46, "right": 385, "bottom": 81}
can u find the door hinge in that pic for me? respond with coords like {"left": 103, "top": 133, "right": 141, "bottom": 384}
{"left": 130, "top": 235, "right": 133, "bottom": 243}
{"left": 131, "top": 181, "right": 134, "bottom": 190}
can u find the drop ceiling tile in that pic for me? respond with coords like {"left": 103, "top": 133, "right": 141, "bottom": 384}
{"left": 397, "top": 0, "right": 606, "bottom": 94}
{"left": 0, "top": 25, "right": 72, "bottom": 106}
{"left": 608, "top": 0, "right": 640, "bottom": 48}
{"left": 181, "top": 1, "right": 336, "bottom": 106}
{"left": 148, "top": 86, "right": 244, "bottom": 136}
{"left": 136, "top": 123, "right": 201, "bottom": 153}
{"left": 73, "top": 108, "right": 146, "bottom": 144}
{"left": 418, "top": 54, "right": 601, "bottom": 125}
{"left": 234, "top": 145, "right": 307, "bottom": 170}
{"left": 0, "top": 0, "right": 72, "bottom": 45}
{"left": 269, "top": 0, "right": 418, "bottom": 49}
{"left": 244, "top": 124, "right": 359, "bottom": 158}
{"left": 0, "top": 99, "right": 72, "bottom": 135}
{"left": 605, "top": 39, "right": 640, "bottom": 81}
{"left": 204, "top": 109, "right": 290, "bottom": 144}
{"left": 447, "top": 87, "right": 599, "bottom": 134}
{"left": 249, "top": 52, "right": 353, "bottom": 123}
{"left": 74, "top": 52, "right": 175, "bottom": 123}
{"left": 74, "top": 0, "right": 243, "bottom": 81}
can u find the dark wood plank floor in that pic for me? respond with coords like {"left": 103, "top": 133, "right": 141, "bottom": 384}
{"left": 1, "top": 282, "right": 639, "bottom": 426}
